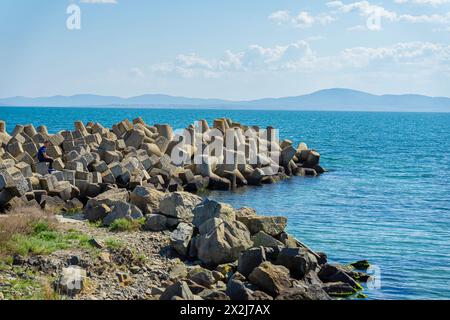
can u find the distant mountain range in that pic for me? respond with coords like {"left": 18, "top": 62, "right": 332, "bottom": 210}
{"left": 1, "top": 88, "right": 450, "bottom": 112}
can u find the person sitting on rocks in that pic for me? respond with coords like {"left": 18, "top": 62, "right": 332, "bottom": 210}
{"left": 37, "top": 141, "right": 55, "bottom": 173}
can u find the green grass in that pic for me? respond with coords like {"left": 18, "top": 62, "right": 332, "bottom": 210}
{"left": 5, "top": 221, "right": 96, "bottom": 257}
{"left": 109, "top": 218, "right": 145, "bottom": 232}
{"left": 105, "top": 238, "right": 123, "bottom": 249}
{"left": 1, "top": 273, "right": 61, "bottom": 300}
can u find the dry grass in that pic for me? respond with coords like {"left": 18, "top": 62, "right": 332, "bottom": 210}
{"left": 0, "top": 206, "right": 57, "bottom": 257}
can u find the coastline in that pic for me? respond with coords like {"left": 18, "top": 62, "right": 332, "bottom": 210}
{"left": 0, "top": 118, "right": 369, "bottom": 300}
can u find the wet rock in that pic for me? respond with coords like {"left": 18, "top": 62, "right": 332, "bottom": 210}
{"left": 322, "top": 282, "right": 358, "bottom": 298}
{"left": 318, "top": 264, "right": 363, "bottom": 291}
{"left": 276, "top": 283, "right": 331, "bottom": 300}
{"left": 350, "top": 260, "right": 371, "bottom": 270}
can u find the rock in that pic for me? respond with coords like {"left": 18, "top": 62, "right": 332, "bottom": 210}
{"left": 235, "top": 207, "right": 257, "bottom": 220}
{"left": 318, "top": 264, "right": 363, "bottom": 291}
{"left": 350, "top": 260, "right": 371, "bottom": 270}
{"left": 170, "top": 222, "right": 194, "bottom": 256}
{"left": 276, "top": 283, "right": 331, "bottom": 300}
{"left": 65, "top": 198, "right": 84, "bottom": 212}
{"left": 238, "top": 247, "right": 267, "bottom": 278}
{"left": 225, "top": 272, "right": 253, "bottom": 300}
{"left": 130, "top": 186, "right": 165, "bottom": 214}
{"left": 159, "top": 192, "right": 202, "bottom": 222}
{"left": 160, "top": 281, "right": 196, "bottom": 300}
{"left": 251, "top": 231, "right": 284, "bottom": 248}
{"left": 84, "top": 203, "right": 111, "bottom": 222}
{"left": 199, "top": 289, "right": 230, "bottom": 300}
{"left": 97, "top": 251, "right": 110, "bottom": 263}
{"left": 196, "top": 219, "right": 252, "bottom": 266}
{"left": 192, "top": 199, "right": 235, "bottom": 229}
{"left": 169, "top": 261, "right": 188, "bottom": 280}
{"left": 238, "top": 216, "right": 287, "bottom": 236}
{"left": 322, "top": 282, "right": 358, "bottom": 297}
{"left": 248, "top": 261, "right": 291, "bottom": 297}
{"left": 275, "top": 248, "right": 318, "bottom": 279}
{"left": 302, "top": 150, "right": 321, "bottom": 168}
{"left": 144, "top": 214, "right": 167, "bottom": 232}
{"left": 86, "top": 188, "right": 129, "bottom": 208}
{"left": 55, "top": 266, "right": 87, "bottom": 296}
{"left": 188, "top": 266, "right": 216, "bottom": 288}
{"left": 103, "top": 201, "right": 143, "bottom": 226}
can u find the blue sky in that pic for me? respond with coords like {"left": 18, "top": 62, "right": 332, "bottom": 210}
{"left": 0, "top": 0, "right": 449, "bottom": 99}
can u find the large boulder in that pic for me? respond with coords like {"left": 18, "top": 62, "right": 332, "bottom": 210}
{"left": 248, "top": 261, "right": 292, "bottom": 297}
{"left": 159, "top": 281, "right": 197, "bottom": 300}
{"left": 225, "top": 272, "right": 253, "bottom": 300}
{"left": 318, "top": 264, "right": 362, "bottom": 290}
{"left": 238, "top": 216, "right": 287, "bottom": 236}
{"left": 192, "top": 199, "right": 235, "bottom": 229}
{"left": 159, "top": 192, "right": 202, "bottom": 222}
{"left": 238, "top": 247, "right": 267, "bottom": 278}
{"left": 196, "top": 219, "right": 252, "bottom": 266}
{"left": 85, "top": 188, "right": 129, "bottom": 209}
{"left": 102, "top": 201, "right": 143, "bottom": 226}
{"left": 130, "top": 186, "right": 165, "bottom": 214}
{"left": 170, "top": 222, "right": 194, "bottom": 256}
{"left": 275, "top": 248, "right": 318, "bottom": 279}
{"left": 144, "top": 214, "right": 167, "bottom": 232}
{"left": 276, "top": 283, "right": 331, "bottom": 300}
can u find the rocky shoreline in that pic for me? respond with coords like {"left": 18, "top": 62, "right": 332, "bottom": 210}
{"left": 0, "top": 118, "right": 369, "bottom": 300}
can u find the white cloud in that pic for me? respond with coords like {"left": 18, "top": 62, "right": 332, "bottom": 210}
{"left": 395, "top": 0, "right": 450, "bottom": 5}
{"left": 269, "top": 10, "right": 334, "bottom": 28}
{"left": 146, "top": 40, "right": 450, "bottom": 79}
{"left": 327, "top": 0, "right": 450, "bottom": 30}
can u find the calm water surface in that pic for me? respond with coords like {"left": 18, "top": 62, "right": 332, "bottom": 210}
{"left": 1, "top": 107, "right": 450, "bottom": 300}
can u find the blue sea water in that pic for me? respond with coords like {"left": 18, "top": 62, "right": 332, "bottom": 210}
{"left": 1, "top": 107, "right": 450, "bottom": 300}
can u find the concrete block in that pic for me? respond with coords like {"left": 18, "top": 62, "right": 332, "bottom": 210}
{"left": 47, "top": 145, "right": 63, "bottom": 159}
{"left": 91, "top": 172, "right": 102, "bottom": 184}
{"left": 65, "top": 161, "right": 84, "bottom": 172}
{"left": 6, "top": 141, "right": 24, "bottom": 158}
{"left": 22, "top": 141, "right": 38, "bottom": 157}
{"left": 75, "top": 171, "right": 93, "bottom": 183}
{"left": 34, "top": 162, "right": 50, "bottom": 175}
{"left": 15, "top": 162, "right": 32, "bottom": 178}
{"left": 104, "top": 151, "right": 121, "bottom": 164}
{"left": 99, "top": 138, "right": 116, "bottom": 151}
{"left": 125, "top": 130, "right": 145, "bottom": 149}
{"left": 101, "top": 170, "right": 116, "bottom": 184}
{"left": 91, "top": 161, "right": 108, "bottom": 173}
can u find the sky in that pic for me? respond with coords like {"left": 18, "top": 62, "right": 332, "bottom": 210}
{"left": 0, "top": 0, "right": 449, "bottom": 100}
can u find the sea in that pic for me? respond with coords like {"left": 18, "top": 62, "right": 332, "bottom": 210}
{"left": 1, "top": 106, "right": 450, "bottom": 300}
